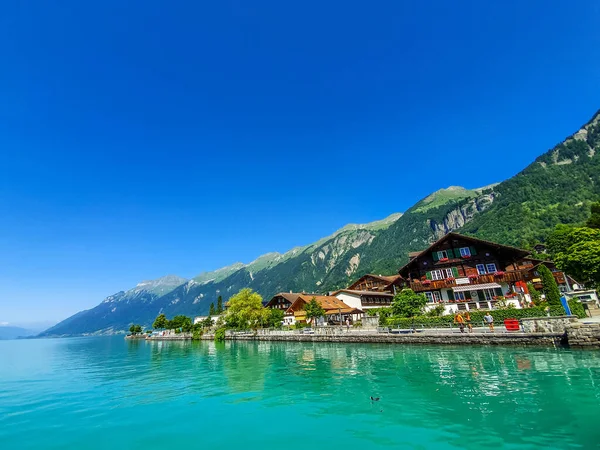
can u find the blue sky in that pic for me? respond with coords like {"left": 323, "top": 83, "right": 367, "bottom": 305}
{"left": 1, "top": 1, "right": 599, "bottom": 324}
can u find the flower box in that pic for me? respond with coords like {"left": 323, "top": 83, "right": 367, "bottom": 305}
{"left": 461, "top": 255, "right": 471, "bottom": 259}
{"left": 468, "top": 274, "right": 478, "bottom": 280}
{"left": 422, "top": 280, "right": 432, "bottom": 285}
{"left": 494, "top": 271, "right": 505, "bottom": 277}
{"left": 439, "top": 257, "right": 449, "bottom": 262}
{"left": 445, "top": 277, "right": 455, "bottom": 282}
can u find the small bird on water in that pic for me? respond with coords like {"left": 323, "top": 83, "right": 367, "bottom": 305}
{"left": 370, "top": 396, "right": 380, "bottom": 401}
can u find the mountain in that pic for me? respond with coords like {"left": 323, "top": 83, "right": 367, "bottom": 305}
{"left": 40, "top": 109, "right": 600, "bottom": 337}
{"left": 0, "top": 326, "right": 37, "bottom": 340}
{"left": 39, "top": 275, "right": 187, "bottom": 337}
{"left": 459, "top": 109, "right": 600, "bottom": 246}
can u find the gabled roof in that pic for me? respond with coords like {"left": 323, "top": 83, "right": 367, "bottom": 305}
{"left": 265, "top": 292, "right": 322, "bottom": 308}
{"left": 347, "top": 273, "right": 402, "bottom": 291}
{"left": 286, "top": 295, "right": 352, "bottom": 314}
{"left": 332, "top": 289, "right": 394, "bottom": 298}
{"left": 398, "top": 232, "right": 530, "bottom": 276}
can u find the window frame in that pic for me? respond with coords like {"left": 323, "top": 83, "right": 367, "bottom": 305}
{"left": 454, "top": 291, "right": 466, "bottom": 301}
{"left": 437, "top": 250, "right": 448, "bottom": 260}
{"left": 476, "top": 264, "right": 486, "bottom": 275}
{"left": 459, "top": 247, "right": 471, "bottom": 257}
{"left": 486, "top": 263, "right": 497, "bottom": 273}
{"left": 424, "top": 292, "right": 434, "bottom": 303}
{"left": 432, "top": 291, "right": 441, "bottom": 302}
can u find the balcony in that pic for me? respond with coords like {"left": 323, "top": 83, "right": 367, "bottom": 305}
{"left": 408, "top": 271, "right": 525, "bottom": 292}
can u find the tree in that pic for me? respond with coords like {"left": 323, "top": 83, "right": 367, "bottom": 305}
{"left": 526, "top": 282, "right": 542, "bottom": 304}
{"left": 169, "top": 315, "right": 193, "bottom": 332}
{"left": 538, "top": 265, "right": 561, "bottom": 306}
{"left": 209, "top": 303, "right": 216, "bottom": 316}
{"left": 224, "top": 288, "right": 269, "bottom": 330}
{"left": 267, "top": 308, "right": 284, "bottom": 328}
{"left": 586, "top": 202, "right": 600, "bottom": 229}
{"left": 391, "top": 289, "right": 427, "bottom": 318}
{"left": 216, "top": 296, "right": 224, "bottom": 314}
{"left": 135, "top": 324, "right": 142, "bottom": 334}
{"left": 554, "top": 227, "right": 600, "bottom": 288}
{"left": 304, "top": 297, "right": 325, "bottom": 326}
{"left": 129, "top": 324, "right": 143, "bottom": 335}
{"left": 153, "top": 314, "right": 168, "bottom": 330}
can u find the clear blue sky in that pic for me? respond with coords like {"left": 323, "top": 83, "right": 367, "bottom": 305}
{"left": 1, "top": 1, "right": 599, "bottom": 324}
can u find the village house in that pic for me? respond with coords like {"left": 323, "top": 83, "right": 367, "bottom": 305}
{"left": 266, "top": 293, "right": 362, "bottom": 326}
{"left": 396, "top": 232, "right": 572, "bottom": 314}
{"left": 331, "top": 274, "right": 400, "bottom": 311}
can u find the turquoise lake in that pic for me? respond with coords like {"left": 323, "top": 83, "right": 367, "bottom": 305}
{"left": 1, "top": 337, "right": 599, "bottom": 449}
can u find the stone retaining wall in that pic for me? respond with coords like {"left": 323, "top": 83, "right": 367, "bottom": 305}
{"left": 520, "top": 316, "right": 579, "bottom": 333}
{"left": 566, "top": 322, "right": 600, "bottom": 348}
{"left": 219, "top": 332, "right": 565, "bottom": 347}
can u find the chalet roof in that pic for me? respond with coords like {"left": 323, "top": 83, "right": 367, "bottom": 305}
{"left": 332, "top": 289, "right": 394, "bottom": 298}
{"left": 287, "top": 295, "right": 353, "bottom": 313}
{"left": 265, "top": 292, "right": 321, "bottom": 307}
{"left": 347, "top": 274, "right": 402, "bottom": 291}
{"left": 398, "top": 232, "right": 530, "bottom": 276}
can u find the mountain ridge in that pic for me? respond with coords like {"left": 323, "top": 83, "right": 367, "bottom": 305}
{"left": 40, "top": 109, "right": 600, "bottom": 337}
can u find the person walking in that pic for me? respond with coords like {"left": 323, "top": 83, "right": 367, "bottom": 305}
{"left": 483, "top": 312, "right": 494, "bottom": 332}
{"left": 454, "top": 311, "right": 465, "bottom": 333}
{"left": 464, "top": 311, "right": 473, "bottom": 333}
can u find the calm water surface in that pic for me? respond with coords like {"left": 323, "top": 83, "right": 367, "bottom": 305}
{"left": 1, "top": 336, "right": 599, "bottom": 449}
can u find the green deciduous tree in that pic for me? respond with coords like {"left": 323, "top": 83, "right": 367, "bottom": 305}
{"left": 224, "top": 288, "right": 269, "bottom": 330}
{"left": 267, "top": 308, "right": 285, "bottom": 328}
{"left": 304, "top": 297, "right": 325, "bottom": 326}
{"left": 153, "top": 314, "right": 168, "bottom": 330}
{"left": 129, "top": 324, "right": 143, "bottom": 335}
{"left": 553, "top": 227, "right": 600, "bottom": 288}
{"left": 209, "top": 303, "right": 216, "bottom": 316}
{"left": 391, "top": 289, "right": 427, "bottom": 318}
{"left": 538, "top": 265, "right": 561, "bottom": 306}
{"left": 169, "top": 315, "right": 193, "bottom": 332}
{"left": 216, "top": 296, "right": 223, "bottom": 314}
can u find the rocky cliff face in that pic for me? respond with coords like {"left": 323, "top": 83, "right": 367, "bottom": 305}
{"left": 429, "top": 193, "right": 496, "bottom": 239}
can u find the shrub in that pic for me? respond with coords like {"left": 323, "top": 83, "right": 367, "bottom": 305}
{"left": 568, "top": 299, "right": 586, "bottom": 319}
{"left": 382, "top": 306, "right": 569, "bottom": 328}
{"left": 214, "top": 328, "right": 226, "bottom": 342}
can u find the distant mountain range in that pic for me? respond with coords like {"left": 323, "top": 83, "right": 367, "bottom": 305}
{"left": 40, "top": 109, "right": 600, "bottom": 337}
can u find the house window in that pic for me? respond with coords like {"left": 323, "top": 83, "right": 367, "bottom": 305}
{"left": 459, "top": 247, "right": 471, "bottom": 257}
{"left": 486, "top": 263, "right": 497, "bottom": 273}
{"left": 431, "top": 270, "right": 443, "bottom": 281}
{"left": 444, "top": 268, "right": 454, "bottom": 278}
{"left": 455, "top": 292, "right": 466, "bottom": 301}
{"left": 437, "top": 250, "right": 448, "bottom": 260}
{"left": 424, "top": 292, "right": 441, "bottom": 303}
{"left": 476, "top": 264, "right": 486, "bottom": 275}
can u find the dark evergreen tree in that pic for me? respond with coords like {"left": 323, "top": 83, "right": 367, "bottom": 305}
{"left": 586, "top": 202, "right": 600, "bottom": 229}
{"left": 209, "top": 303, "right": 216, "bottom": 316}
{"left": 538, "top": 265, "right": 561, "bottom": 306}
{"left": 216, "top": 296, "right": 223, "bottom": 314}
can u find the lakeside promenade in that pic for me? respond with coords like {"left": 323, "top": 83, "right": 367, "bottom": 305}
{"left": 138, "top": 317, "right": 600, "bottom": 348}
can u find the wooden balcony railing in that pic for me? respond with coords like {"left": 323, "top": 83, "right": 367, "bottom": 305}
{"left": 408, "top": 271, "right": 525, "bottom": 292}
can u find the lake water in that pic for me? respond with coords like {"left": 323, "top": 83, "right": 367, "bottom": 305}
{"left": 1, "top": 336, "right": 599, "bottom": 449}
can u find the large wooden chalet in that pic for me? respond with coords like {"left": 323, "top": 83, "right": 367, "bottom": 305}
{"left": 397, "top": 232, "right": 571, "bottom": 312}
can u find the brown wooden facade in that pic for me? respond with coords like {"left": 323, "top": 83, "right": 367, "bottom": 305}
{"left": 347, "top": 274, "right": 403, "bottom": 294}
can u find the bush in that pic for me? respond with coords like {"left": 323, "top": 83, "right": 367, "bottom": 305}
{"left": 214, "top": 327, "right": 226, "bottom": 342}
{"left": 192, "top": 329, "right": 203, "bottom": 340}
{"left": 294, "top": 322, "right": 308, "bottom": 330}
{"left": 568, "top": 299, "right": 586, "bottom": 319}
